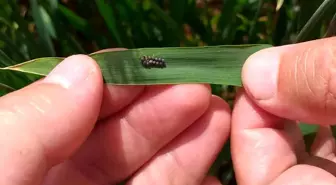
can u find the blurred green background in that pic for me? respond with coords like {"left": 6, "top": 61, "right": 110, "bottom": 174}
{"left": 0, "top": 0, "right": 336, "bottom": 184}
{"left": 2, "top": 0, "right": 335, "bottom": 58}
{"left": 0, "top": 0, "right": 335, "bottom": 95}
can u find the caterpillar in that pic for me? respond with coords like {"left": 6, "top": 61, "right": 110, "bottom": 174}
{"left": 140, "top": 56, "right": 166, "bottom": 69}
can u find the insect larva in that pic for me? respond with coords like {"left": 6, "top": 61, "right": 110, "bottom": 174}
{"left": 140, "top": 56, "right": 166, "bottom": 69}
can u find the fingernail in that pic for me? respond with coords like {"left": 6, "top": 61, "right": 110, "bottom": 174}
{"left": 242, "top": 49, "right": 280, "bottom": 100}
{"left": 43, "top": 55, "right": 93, "bottom": 89}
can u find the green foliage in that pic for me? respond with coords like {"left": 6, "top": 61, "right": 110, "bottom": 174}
{"left": 1, "top": 44, "right": 271, "bottom": 86}
{"left": 0, "top": 0, "right": 336, "bottom": 184}
{"left": 0, "top": 0, "right": 334, "bottom": 93}
{"left": 296, "top": 0, "right": 336, "bottom": 42}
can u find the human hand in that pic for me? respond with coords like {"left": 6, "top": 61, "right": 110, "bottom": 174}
{"left": 232, "top": 37, "right": 336, "bottom": 184}
{"left": 0, "top": 51, "right": 231, "bottom": 185}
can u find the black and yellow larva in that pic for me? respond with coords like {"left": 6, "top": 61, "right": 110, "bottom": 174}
{"left": 140, "top": 56, "right": 166, "bottom": 69}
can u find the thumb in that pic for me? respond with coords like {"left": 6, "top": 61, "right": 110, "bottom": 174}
{"left": 0, "top": 55, "right": 103, "bottom": 185}
{"left": 242, "top": 37, "right": 336, "bottom": 125}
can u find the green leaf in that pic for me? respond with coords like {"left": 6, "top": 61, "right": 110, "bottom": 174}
{"left": 95, "top": 0, "right": 123, "bottom": 46}
{"left": 47, "top": 0, "right": 58, "bottom": 10}
{"left": 184, "top": 6, "right": 212, "bottom": 44}
{"left": 213, "top": 0, "right": 238, "bottom": 44}
{"left": 7, "top": 0, "right": 45, "bottom": 59}
{"left": 0, "top": 32, "right": 27, "bottom": 62}
{"left": 276, "top": 0, "right": 284, "bottom": 11}
{"left": 150, "top": 2, "right": 179, "bottom": 33}
{"left": 39, "top": 6, "right": 57, "bottom": 39}
{"left": 299, "top": 122, "right": 319, "bottom": 135}
{"left": 218, "top": 0, "right": 237, "bottom": 31}
{"left": 146, "top": 1, "right": 182, "bottom": 46}
{"left": 0, "top": 49, "right": 16, "bottom": 67}
{"left": 299, "top": 123, "right": 319, "bottom": 151}
{"left": 325, "top": 11, "right": 336, "bottom": 37}
{"left": 64, "top": 35, "right": 86, "bottom": 54}
{"left": 0, "top": 82, "right": 16, "bottom": 93}
{"left": 47, "top": 4, "right": 86, "bottom": 55}
{"left": 0, "top": 69, "right": 37, "bottom": 93}
{"left": 248, "top": 0, "right": 264, "bottom": 43}
{"left": 30, "top": 0, "right": 56, "bottom": 56}
{"left": 0, "top": 45, "right": 271, "bottom": 86}
{"left": 272, "top": 1, "right": 290, "bottom": 46}
{"left": 58, "top": 4, "right": 89, "bottom": 32}
{"left": 296, "top": 0, "right": 336, "bottom": 43}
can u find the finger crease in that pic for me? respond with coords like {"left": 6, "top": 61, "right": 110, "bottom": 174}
{"left": 120, "top": 115, "right": 152, "bottom": 145}
{"left": 165, "top": 151, "right": 200, "bottom": 184}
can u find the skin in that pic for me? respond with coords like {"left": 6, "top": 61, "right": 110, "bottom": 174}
{"left": 0, "top": 51, "right": 230, "bottom": 185}
{"left": 232, "top": 36, "right": 336, "bottom": 184}
{"left": 1, "top": 37, "right": 336, "bottom": 185}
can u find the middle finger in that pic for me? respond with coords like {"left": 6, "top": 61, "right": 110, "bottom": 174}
{"left": 45, "top": 84, "right": 211, "bottom": 185}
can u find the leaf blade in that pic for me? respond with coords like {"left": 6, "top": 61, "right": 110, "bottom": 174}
{"left": 30, "top": 0, "right": 56, "bottom": 56}
{"left": 1, "top": 45, "right": 272, "bottom": 86}
{"left": 296, "top": 0, "right": 336, "bottom": 43}
{"left": 95, "top": 0, "right": 123, "bottom": 46}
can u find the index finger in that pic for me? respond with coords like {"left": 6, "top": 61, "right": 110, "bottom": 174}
{"left": 90, "top": 48, "right": 146, "bottom": 119}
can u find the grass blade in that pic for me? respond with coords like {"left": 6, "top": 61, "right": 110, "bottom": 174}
{"left": 7, "top": 1, "right": 45, "bottom": 59}
{"left": 150, "top": 2, "right": 179, "bottom": 33}
{"left": 295, "top": 0, "right": 336, "bottom": 43}
{"left": 0, "top": 49, "right": 17, "bottom": 67}
{"left": 38, "top": 7, "right": 57, "bottom": 39}
{"left": 248, "top": 0, "right": 264, "bottom": 43}
{"left": 217, "top": 0, "right": 237, "bottom": 42}
{"left": 0, "top": 69, "right": 36, "bottom": 93}
{"left": 325, "top": 11, "right": 336, "bottom": 37}
{"left": 30, "top": 0, "right": 56, "bottom": 56}
{"left": 0, "top": 82, "right": 16, "bottom": 92}
{"left": 0, "top": 32, "right": 27, "bottom": 62}
{"left": 95, "top": 0, "right": 123, "bottom": 46}
{"left": 148, "top": 1, "right": 182, "bottom": 46}
{"left": 47, "top": 0, "right": 58, "bottom": 10}
{"left": 276, "top": 0, "right": 284, "bottom": 11}
{"left": 58, "top": 4, "right": 90, "bottom": 33}
{"left": 0, "top": 45, "right": 271, "bottom": 86}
